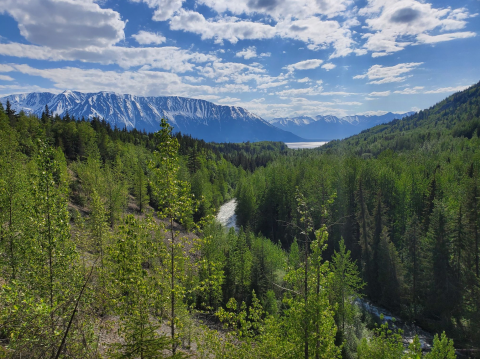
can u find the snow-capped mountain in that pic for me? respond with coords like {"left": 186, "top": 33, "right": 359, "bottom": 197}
{"left": 0, "top": 91, "right": 303, "bottom": 143}
{"left": 269, "top": 112, "right": 415, "bottom": 140}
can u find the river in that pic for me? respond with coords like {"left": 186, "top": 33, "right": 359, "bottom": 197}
{"left": 285, "top": 141, "right": 328, "bottom": 149}
{"left": 215, "top": 199, "right": 446, "bottom": 353}
{"left": 216, "top": 199, "right": 238, "bottom": 231}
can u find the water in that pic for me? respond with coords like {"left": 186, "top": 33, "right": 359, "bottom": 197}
{"left": 216, "top": 199, "right": 238, "bottom": 231}
{"left": 216, "top": 199, "right": 447, "bottom": 354}
{"left": 356, "top": 299, "right": 433, "bottom": 350}
{"left": 285, "top": 141, "right": 328, "bottom": 149}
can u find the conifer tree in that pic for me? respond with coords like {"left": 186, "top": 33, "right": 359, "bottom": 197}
{"left": 330, "top": 238, "right": 364, "bottom": 336}
{"left": 356, "top": 178, "right": 373, "bottom": 294}
{"left": 281, "top": 190, "right": 339, "bottom": 359}
{"left": 404, "top": 214, "right": 422, "bottom": 318}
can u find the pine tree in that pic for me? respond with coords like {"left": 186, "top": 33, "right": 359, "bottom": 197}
{"left": 280, "top": 190, "right": 340, "bottom": 359}
{"left": 404, "top": 214, "right": 422, "bottom": 318}
{"left": 356, "top": 178, "right": 373, "bottom": 295}
{"left": 330, "top": 239, "right": 365, "bottom": 336}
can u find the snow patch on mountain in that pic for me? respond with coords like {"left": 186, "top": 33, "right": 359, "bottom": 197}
{"left": 0, "top": 91, "right": 303, "bottom": 143}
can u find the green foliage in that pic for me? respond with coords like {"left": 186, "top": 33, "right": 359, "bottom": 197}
{"left": 425, "top": 332, "right": 456, "bottom": 359}
{"left": 330, "top": 238, "right": 365, "bottom": 339}
{"left": 357, "top": 320, "right": 404, "bottom": 359}
{"left": 107, "top": 215, "right": 170, "bottom": 358}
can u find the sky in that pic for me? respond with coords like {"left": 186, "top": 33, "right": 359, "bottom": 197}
{"left": 0, "top": 0, "right": 479, "bottom": 120}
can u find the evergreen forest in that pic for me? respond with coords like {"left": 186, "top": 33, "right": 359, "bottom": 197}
{"left": 1, "top": 82, "right": 480, "bottom": 358}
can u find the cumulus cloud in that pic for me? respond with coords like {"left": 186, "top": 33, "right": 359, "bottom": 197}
{"left": 130, "top": 0, "right": 184, "bottom": 21}
{"left": 359, "top": 0, "right": 477, "bottom": 56}
{"left": 0, "top": 43, "right": 217, "bottom": 73}
{"left": 235, "top": 46, "right": 271, "bottom": 60}
{"left": 297, "top": 77, "right": 311, "bottom": 83}
{"left": 169, "top": 10, "right": 357, "bottom": 58}
{"left": 0, "top": 63, "right": 258, "bottom": 97}
{"left": 321, "top": 63, "right": 336, "bottom": 71}
{"left": 170, "top": 10, "right": 277, "bottom": 44}
{"left": 284, "top": 59, "right": 323, "bottom": 72}
{"left": 197, "top": 0, "right": 353, "bottom": 21}
{"left": 132, "top": 31, "right": 166, "bottom": 45}
{"left": 0, "top": 0, "right": 125, "bottom": 49}
{"left": 354, "top": 62, "right": 422, "bottom": 84}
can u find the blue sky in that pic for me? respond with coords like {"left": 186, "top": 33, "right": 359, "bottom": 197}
{"left": 0, "top": 0, "right": 479, "bottom": 119}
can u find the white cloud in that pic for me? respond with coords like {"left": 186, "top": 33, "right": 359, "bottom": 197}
{"left": 0, "top": 0, "right": 125, "bottom": 49}
{"left": 0, "top": 75, "right": 14, "bottom": 81}
{"left": 0, "top": 64, "right": 16, "bottom": 72}
{"left": 275, "top": 84, "right": 324, "bottom": 97}
{"left": 0, "top": 43, "right": 217, "bottom": 73}
{"left": 217, "top": 97, "right": 241, "bottom": 103}
{"left": 321, "top": 63, "right": 336, "bottom": 71}
{"left": 169, "top": 10, "right": 357, "bottom": 58}
{"left": 359, "top": 0, "right": 477, "bottom": 56}
{"left": 322, "top": 92, "right": 356, "bottom": 96}
{"left": 354, "top": 62, "right": 422, "bottom": 84}
{"left": 132, "top": 31, "right": 166, "bottom": 45}
{"left": 197, "top": 0, "right": 353, "bottom": 21}
{"left": 424, "top": 85, "right": 470, "bottom": 94}
{"left": 170, "top": 10, "right": 277, "bottom": 44}
{"left": 130, "top": 0, "right": 184, "bottom": 21}
{"left": 235, "top": 46, "right": 270, "bottom": 59}
{"left": 0, "top": 63, "right": 265, "bottom": 98}
{"left": 416, "top": 32, "right": 476, "bottom": 44}
{"left": 285, "top": 59, "right": 323, "bottom": 72}
{"left": 369, "top": 91, "right": 390, "bottom": 96}
{"left": 199, "top": 61, "right": 265, "bottom": 82}
{"left": 257, "top": 81, "right": 288, "bottom": 89}
{"left": 297, "top": 77, "right": 311, "bottom": 83}
{"left": 394, "top": 86, "right": 424, "bottom": 94}
{"left": 236, "top": 47, "right": 257, "bottom": 60}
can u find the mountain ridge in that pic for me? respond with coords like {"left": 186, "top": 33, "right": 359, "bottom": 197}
{"left": 269, "top": 112, "right": 415, "bottom": 140}
{"left": 0, "top": 91, "right": 304, "bottom": 143}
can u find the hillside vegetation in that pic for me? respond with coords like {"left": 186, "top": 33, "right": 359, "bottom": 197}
{"left": 236, "top": 81, "right": 480, "bottom": 351}
{"left": 0, "top": 90, "right": 469, "bottom": 358}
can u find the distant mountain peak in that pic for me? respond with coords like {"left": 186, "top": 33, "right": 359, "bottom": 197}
{"left": 0, "top": 90, "right": 303, "bottom": 143}
{"left": 269, "top": 111, "right": 415, "bottom": 140}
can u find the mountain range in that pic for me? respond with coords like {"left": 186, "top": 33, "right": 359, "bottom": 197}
{"left": 0, "top": 90, "right": 416, "bottom": 143}
{"left": 0, "top": 91, "right": 303, "bottom": 143}
{"left": 268, "top": 112, "right": 415, "bottom": 140}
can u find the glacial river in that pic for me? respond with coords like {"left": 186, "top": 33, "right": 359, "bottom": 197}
{"left": 216, "top": 199, "right": 238, "bottom": 231}
{"left": 215, "top": 199, "right": 446, "bottom": 354}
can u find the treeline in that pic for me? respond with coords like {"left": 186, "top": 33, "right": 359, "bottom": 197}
{"left": 2, "top": 101, "right": 247, "bottom": 219}
{"left": 0, "top": 103, "right": 457, "bottom": 358}
{"left": 322, "top": 80, "right": 480, "bottom": 157}
{"left": 235, "top": 82, "right": 480, "bottom": 350}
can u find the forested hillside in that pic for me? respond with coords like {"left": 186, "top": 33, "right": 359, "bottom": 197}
{"left": 0, "top": 95, "right": 467, "bottom": 358}
{"left": 235, "top": 81, "right": 480, "bottom": 351}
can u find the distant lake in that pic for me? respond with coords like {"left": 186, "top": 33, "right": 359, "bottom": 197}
{"left": 285, "top": 141, "right": 328, "bottom": 149}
